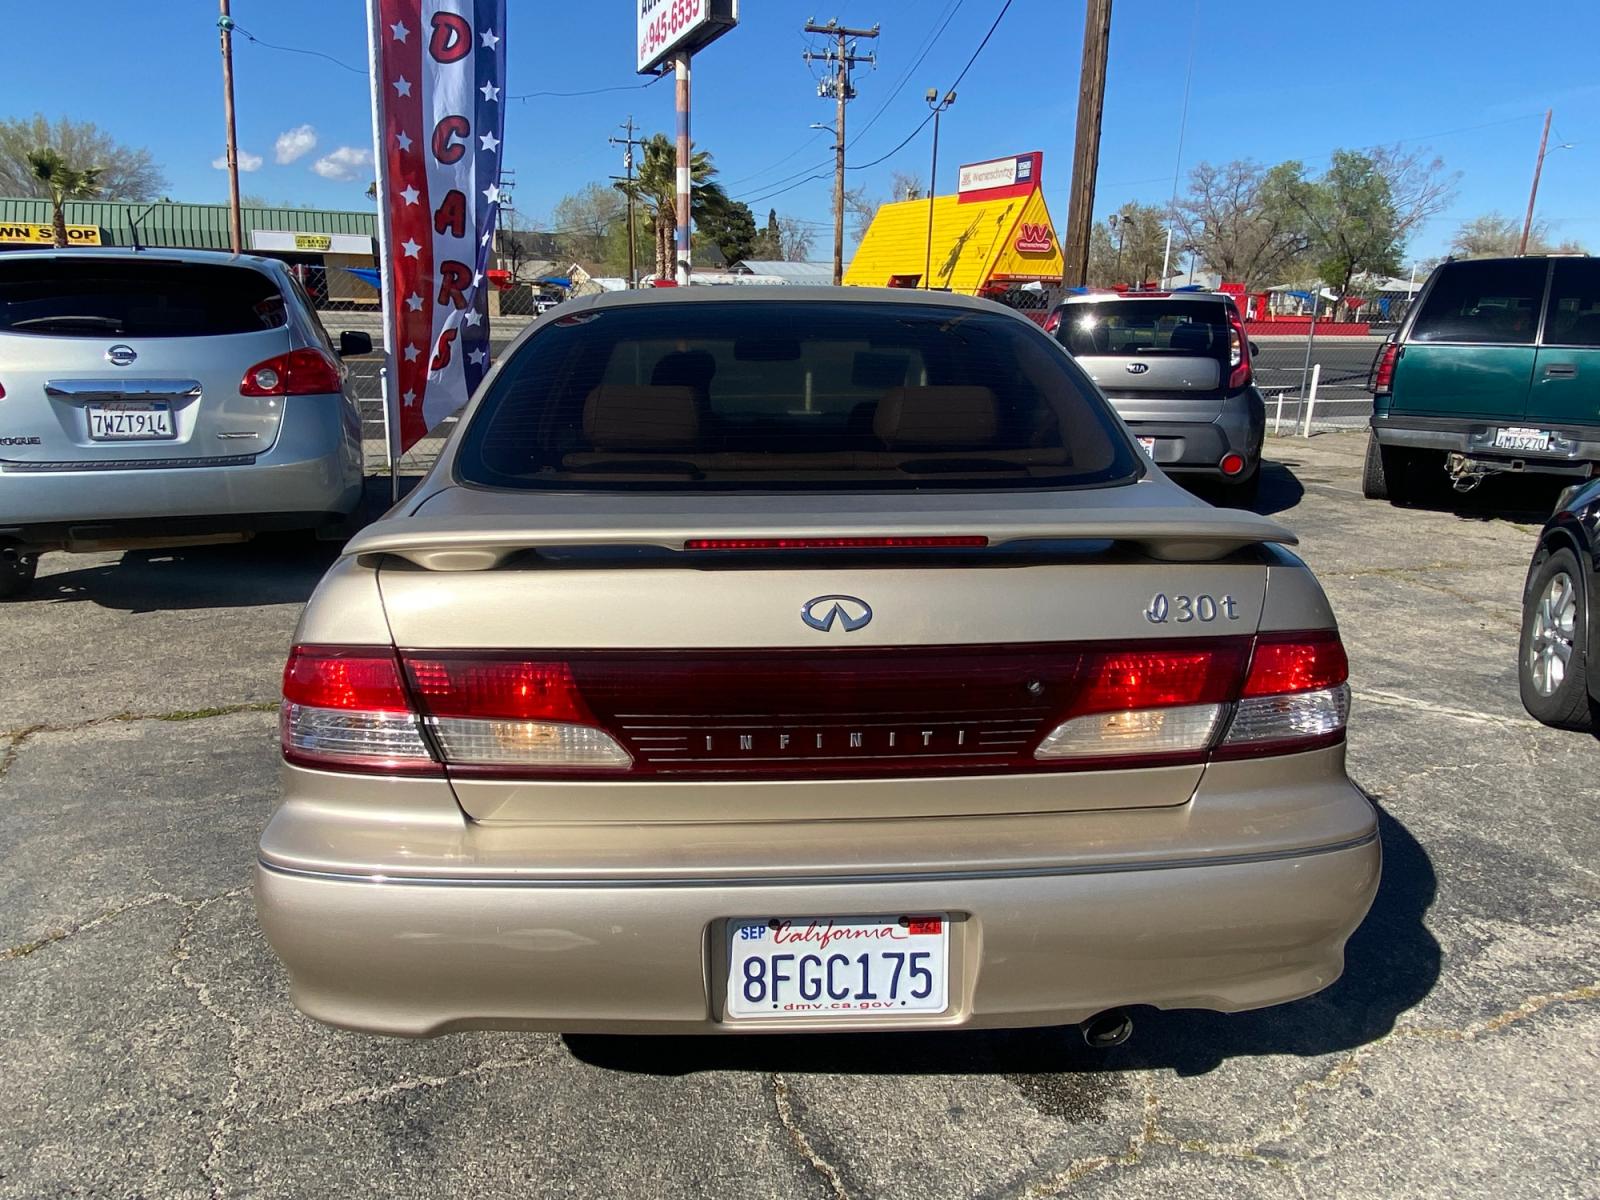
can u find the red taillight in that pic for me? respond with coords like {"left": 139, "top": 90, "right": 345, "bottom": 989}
{"left": 402, "top": 656, "right": 593, "bottom": 722}
{"left": 684, "top": 536, "right": 989, "bottom": 551}
{"left": 1372, "top": 343, "right": 1399, "bottom": 393}
{"left": 1227, "top": 315, "right": 1252, "bottom": 389}
{"left": 283, "top": 645, "right": 410, "bottom": 712}
{"left": 0, "top": 381, "right": 6, "bottom": 400}
{"left": 280, "top": 632, "right": 1349, "bottom": 778}
{"left": 1241, "top": 631, "right": 1348, "bottom": 697}
{"left": 1220, "top": 452, "right": 1247, "bottom": 477}
{"left": 241, "top": 348, "right": 343, "bottom": 397}
{"left": 1044, "top": 309, "right": 1062, "bottom": 334}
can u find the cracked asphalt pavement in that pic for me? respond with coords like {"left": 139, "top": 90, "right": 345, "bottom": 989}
{"left": 3, "top": 431, "right": 1597, "bottom": 1199}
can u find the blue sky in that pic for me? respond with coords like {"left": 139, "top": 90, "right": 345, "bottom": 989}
{"left": 5, "top": 0, "right": 1598, "bottom": 262}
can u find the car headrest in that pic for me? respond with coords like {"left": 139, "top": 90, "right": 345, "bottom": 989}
{"left": 874, "top": 386, "right": 999, "bottom": 449}
{"left": 583, "top": 386, "right": 701, "bottom": 451}
{"left": 1167, "top": 322, "right": 1214, "bottom": 353}
{"left": 650, "top": 350, "right": 717, "bottom": 393}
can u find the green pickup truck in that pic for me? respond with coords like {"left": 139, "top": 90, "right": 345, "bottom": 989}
{"left": 1364, "top": 255, "right": 1600, "bottom": 505}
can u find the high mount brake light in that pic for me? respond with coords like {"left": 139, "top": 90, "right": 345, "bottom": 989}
{"left": 240, "top": 348, "right": 343, "bottom": 397}
{"left": 684, "top": 536, "right": 989, "bottom": 551}
{"left": 280, "top": 632, "right": 1350, "bottom": 778}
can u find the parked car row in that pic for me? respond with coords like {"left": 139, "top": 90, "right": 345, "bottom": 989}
{"left": 1359, "top": 253, "right": 1600, "bottom": 732}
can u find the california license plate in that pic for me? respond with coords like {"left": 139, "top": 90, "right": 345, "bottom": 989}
{"left": 87, "top": 401, "right": 175, "bottom": 441}
{"left": 1137, "top": 436, "right": 1157, "bottom": 456}
{"left": 724, "top": 914, "right": 950, "bottom": 1019}
{"left": 1494, "top": 426, "right": 1550, "bottom": 453}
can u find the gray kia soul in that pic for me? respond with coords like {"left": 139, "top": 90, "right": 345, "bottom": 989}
{"left": 1048, "top": 292, "right": 1266, "bottom": 505}
{"left": 0, "top": 248, "right": 368, "bottom": 597}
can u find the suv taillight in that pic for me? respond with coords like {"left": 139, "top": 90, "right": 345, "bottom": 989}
{"left": 1227, "top": 314, "right": 1252, "bottom": 389}
{"left": 241, "top": 348, "right": 343, "bottom": 397}
{"left": 1043, "top": 309, "right": 1063, "bottom": 335}
{"left": 1371, "top": 342, "right": 1400, "bottom": 393}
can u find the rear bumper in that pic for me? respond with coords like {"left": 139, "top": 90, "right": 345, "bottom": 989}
{"left": 256, "top": 840, "right": 1379, "bottom": 1036}
{"left": 1371, "top": 411, "right": 1600, "bottom": 476}
{"left": 0, "top": 395, "right": 362, "bottom": 545}
{"left": 1118, "top": 389, "right": 1265, "bottom": 477}
{"left": 255, "top": 750, "right": 1380, "bottom": 1037}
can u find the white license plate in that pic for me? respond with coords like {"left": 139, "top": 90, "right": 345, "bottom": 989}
{"left": 725, "top": 914, "right": 950, "bottom": 1020}
{"left": 87, "top": 402, "right": 175, "bottom": 441}
{"left": 1494, "top": 426, "right": 1550, "bottom": 452}
{"left": 1137, "top": 436, "right": 1157, "bottom": 456}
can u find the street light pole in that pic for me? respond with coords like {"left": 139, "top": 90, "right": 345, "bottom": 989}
{"left": 924, "top": 89, "right": 955, "bottom": 290}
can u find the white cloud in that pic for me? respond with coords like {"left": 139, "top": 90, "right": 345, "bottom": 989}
{"left": 311, "top": 146, "right": 373, "bottom": 182}
{"left": 275, "top": 124, "right": 318, "bottom": 165}
{"left": 212, "top": 150, "right": 263, "bottom": 172}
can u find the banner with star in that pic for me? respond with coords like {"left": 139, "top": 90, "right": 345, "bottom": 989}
{"left": 366, "top": 0, "right": 506, "bottom": 455}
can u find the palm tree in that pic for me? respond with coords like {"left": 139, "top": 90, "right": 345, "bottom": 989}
{"left": 27, "top": 148, "right": 103, "bottom": 247}
{"left": 614, "top": 134, "right": 728, "bottom": 281}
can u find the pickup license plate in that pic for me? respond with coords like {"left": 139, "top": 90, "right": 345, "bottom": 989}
{"left": 725, "top": 914, "right": 950, "bottom": 1020}
{"left": 1494, "top": 426, "right": 1550, "bottom": 453}
{"left": 87, "top": 401, "right": 175, "bottom": 441}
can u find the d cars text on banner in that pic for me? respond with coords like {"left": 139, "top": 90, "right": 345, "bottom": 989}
{"left": 367, "top": 0, "right": 506, "bottom": 455}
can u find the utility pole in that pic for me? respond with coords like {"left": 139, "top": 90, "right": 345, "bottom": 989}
{"left": 804, "top": 20, "right": 879, "bottom": 285}
{"left": 217, "top": 0, "right": 244, "bottom": 254}
{"left": 609, "top": 116, "right": 646, "bottom": 287}
{"left": 1518, "top": 108, "right": 1554, "bottom": 257}
{"left": 1061, "top": 0, "right": 1112, "bottom": 287}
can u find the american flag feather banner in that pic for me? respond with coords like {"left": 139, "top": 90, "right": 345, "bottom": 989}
{"left": 366, "top": 0, "right": 506, "bottom": 456}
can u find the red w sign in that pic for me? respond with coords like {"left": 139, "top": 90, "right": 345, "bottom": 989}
{"left": 1015, "top": 223, "right": 1053, "bottom": 254}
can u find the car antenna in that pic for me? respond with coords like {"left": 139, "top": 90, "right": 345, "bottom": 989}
{"left": 127, "top": 203, "right": 155, "bottom": 253}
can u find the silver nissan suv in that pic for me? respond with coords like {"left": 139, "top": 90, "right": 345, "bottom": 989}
{"left": 256, "top": 287, "right": 1377, "bottom": 1040}
{"left": 0, "top": 248, "right": 367, "bottom": 597}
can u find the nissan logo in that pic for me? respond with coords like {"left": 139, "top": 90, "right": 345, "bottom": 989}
{"left": 106, "top": 345, "right": 138, "bottom": 367}
{"left": 801, "top": 594, "right": 873, "bottom": 633}
{"left": 1125, "top": 362, "right": 1150, "bottom": 374}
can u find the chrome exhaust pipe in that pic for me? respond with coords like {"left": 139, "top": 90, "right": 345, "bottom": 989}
{"left": 1080, "top": 1007, "right": 1133, "bottom": 1049}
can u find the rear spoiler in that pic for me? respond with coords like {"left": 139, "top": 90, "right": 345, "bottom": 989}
{"left": 345, "top": 507, "right": 1296, "bottom": 571}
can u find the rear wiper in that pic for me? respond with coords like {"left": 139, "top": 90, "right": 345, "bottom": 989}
{"left": 896, "top": 457, "right": 1030, "bottom": 475}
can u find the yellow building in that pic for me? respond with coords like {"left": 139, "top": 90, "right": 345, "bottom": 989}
{"left": 845, "top": 152, "right": 1063, "bottom": 295}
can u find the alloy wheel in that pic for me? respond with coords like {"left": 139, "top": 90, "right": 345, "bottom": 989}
{"left": 1528, "top": 571, "right": 1578, "bottom": 697}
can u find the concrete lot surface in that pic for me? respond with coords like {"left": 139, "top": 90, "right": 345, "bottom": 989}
{"left": 2, "top": 432, "right": 1596, "bottom": 1199}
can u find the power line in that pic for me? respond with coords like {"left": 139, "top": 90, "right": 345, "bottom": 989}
{"left": 511, "top": 75, "right": 668, "bottom": 101}
{"left": 851, "top": 0, "right": 965, "bottom": 144}
{"left": 230, "top": 24, "right": 365, "bottom": 75}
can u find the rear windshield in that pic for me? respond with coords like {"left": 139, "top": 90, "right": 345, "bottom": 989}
{"left": 0, "top": 258, "right": 286, "bottom": 337}
{"left": 1409, "top": 258, "right": 1548, "bottom": 345}
{"left": 454, "top": 301, "right": 1140, "bottom": 492}
{"left": 1058, "top": 299, "right": 1227, "bottom": 358}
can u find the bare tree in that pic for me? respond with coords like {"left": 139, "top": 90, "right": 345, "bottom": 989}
{"left": 1450, "top": 211, "right": 1585, "bottom": 259}
{"left": 843, "top": 184, "right": 877, "bottom": 246}
{"left": 1370, "top": 144, "right": 1459, "bottom": 243}
{"left": 1176, "top": 159, "right": 1313, "bottom": 290}
{"left": 777, "top": 215, "right": 816, "bottom": 262}
{"left": 888, "top": 170, "right": 924, "bottom": 202}
{"left": 0, "top": 114, "right": 164, "bottom": 201}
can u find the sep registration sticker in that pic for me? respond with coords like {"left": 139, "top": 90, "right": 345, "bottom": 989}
{"left": 724, "top": 915, "right": 950, "bottom": 1019}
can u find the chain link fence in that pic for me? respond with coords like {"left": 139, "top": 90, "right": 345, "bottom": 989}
{"left": 1252, "top": 335, "right": 1384, "bottom": 437}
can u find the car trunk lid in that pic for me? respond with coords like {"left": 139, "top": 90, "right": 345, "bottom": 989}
{"left": 365, "top": 485, "right": 1292, "bottom": 820}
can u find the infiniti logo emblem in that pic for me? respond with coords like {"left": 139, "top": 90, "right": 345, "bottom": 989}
{"left": 106, "top": 345, "right": 138, "bottom": 367}
{"left": 1125, "top": 361, "right": 1149, "bottom": 374}
{"left": 801, "top": 594, "right": 873, "bottom": 633}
